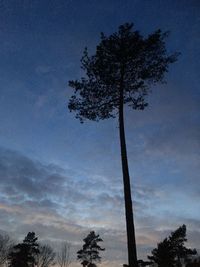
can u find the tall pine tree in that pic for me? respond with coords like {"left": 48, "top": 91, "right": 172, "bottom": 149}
{"left": 68, "top": 23, "right": 178, "bottom": 267}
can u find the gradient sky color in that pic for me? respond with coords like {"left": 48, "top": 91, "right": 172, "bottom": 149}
{"left": 0, "top": 0, "right": 200, "bottom": 266}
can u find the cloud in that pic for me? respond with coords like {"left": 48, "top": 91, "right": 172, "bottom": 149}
{"left": 0, "top": 203, "right": 23, "bottom": 214}
{"left": 0, "top": 147, "right": 128, "bottom": 262}
{"left": 0, "top": 146, "right": 199, "bottom": 263}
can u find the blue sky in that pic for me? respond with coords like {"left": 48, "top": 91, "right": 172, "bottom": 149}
{"left": 0, "top": 0, "right": 200, "bottom": 266}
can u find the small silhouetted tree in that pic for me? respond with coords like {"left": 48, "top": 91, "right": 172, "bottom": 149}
{"left": 8, "top": 232, "right": 39, "bottom": 267}
{"left": 77, "top": 231, "right": 105, "bottom": 267}
{"left": 57, "top": 242, "right": 71, "bottom": 267}
{"left": 148, "top": 225, "right": 197, "bottom": 267}
{"left": 68, "top": 22, "right": 178, "bottom": 267}
{"left": 36, "top": 244, "right": 56, "bottom": 267}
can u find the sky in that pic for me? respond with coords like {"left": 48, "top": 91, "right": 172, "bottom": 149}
{"left": 0, "top": 0, "right": 200, "bottom": 266}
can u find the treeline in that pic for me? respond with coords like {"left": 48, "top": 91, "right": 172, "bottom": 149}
{"left": 0, "top": 225, "right": 199, "bottom": 267}
{"left": 0, "top": 230, "right": 104, "bottom": 267}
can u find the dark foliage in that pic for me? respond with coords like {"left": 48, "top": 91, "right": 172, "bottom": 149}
{"left": 148, "top": 237, "right": 176, "bottom": 267}
{"left": 77, "top": 231, "right": 105, "bottom": 267}
{"left": 148, "top": 225, "right": 197, "bottom": 267}
{"left": 169, "top": 224, "right": 197, "bottom": 265}
{"left": 68, "top": 23, "right": 178, "bottom": 122}
{"left": 8, "top": 232, "right": 39, "bottom": 267}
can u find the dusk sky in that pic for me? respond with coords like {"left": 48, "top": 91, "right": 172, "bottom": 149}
{"left": 0, "top": 0, "right": 200, "bottom": 266}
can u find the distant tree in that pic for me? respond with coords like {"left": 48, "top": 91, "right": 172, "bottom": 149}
{"left": 77, "top": 231, "right": 105, "bottom": 267}
{"left": 68, "top": 23, "right": 178, "bottom": 267}
{"left": 57, "top": 242, "right": 71, "bottom": 267}
{"left": 148, "top": 225, "right": 197, "bottom": 267}
{"left": 36, "top": 244, "right": 56, "bottom": 267}
{"left": 8, "top": 232, "right": 39, "bottom": 267}
{"left": 0, "top": 233, "right": 13, "bottom": 267}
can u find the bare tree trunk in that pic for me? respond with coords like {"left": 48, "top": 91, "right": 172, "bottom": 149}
{"left": 119, "top": 84, "right": 138, "bottom": 267}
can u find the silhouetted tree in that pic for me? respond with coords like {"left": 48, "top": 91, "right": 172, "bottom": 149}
{"left": 169, "top": 225, "right": 197, "bottom": 266}
{"left": 148, "top": 238, "right": 176, "bottom": 267}
{"left": 0, "top": 233, "right": 13, "bottom": 267}
{"left": 148, "top": 225, "right": 197, "bottom": 267}
{"left": 57, "top": 242, "right": 71, "bottom": 267}
{"left": 36, "top": 244, "right": 56, "bottom": 267}
{"left": 8, "top": 232, "right": 39, "bottom": 267}
{"left": 68, "top": 22, "right": 178, "bottom": 267}
{"left": 77, "top": 231, "right": 105, "bottom": 267}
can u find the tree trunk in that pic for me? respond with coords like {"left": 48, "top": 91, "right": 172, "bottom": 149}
{"left": 119, "top": 84, "right": 138, "bottom": 267}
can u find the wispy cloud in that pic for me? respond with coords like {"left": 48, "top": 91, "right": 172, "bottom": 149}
{"left": 0, "top": 147, "right": 199, "bottom": 262}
